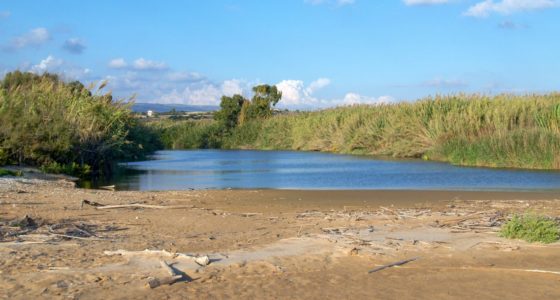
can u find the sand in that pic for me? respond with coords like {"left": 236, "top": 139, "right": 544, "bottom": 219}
{"left": 1, "top": 178, "right": 560, "bottom": 299}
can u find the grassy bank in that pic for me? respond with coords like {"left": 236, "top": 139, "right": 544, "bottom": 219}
{"left": 157, "top": 93, "right": 560, "bottom": 170}
{"left": 0, "top": 71, "right": 162, "bottom": 177}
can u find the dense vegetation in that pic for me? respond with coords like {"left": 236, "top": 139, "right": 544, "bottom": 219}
{"left": 501, "top": 214, "right": 560, "bottom": 244}
{"left": 0, "top": 168, "right": 21, "bottom": 177}
{"left": 157, "top": 93, "right": 560, "bottom": 170}
{"left": 2, "top": 71, "right": 558, "bottom": 174}
{"left": 0, "top": 71, "right": 161, "bottom": 177}
{"left": 152, "top": 84, "right": 282, "bottom": 149}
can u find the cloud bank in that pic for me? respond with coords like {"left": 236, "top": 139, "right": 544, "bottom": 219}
{"left": 465, "top": 0, "right": 559, "bottom": 17}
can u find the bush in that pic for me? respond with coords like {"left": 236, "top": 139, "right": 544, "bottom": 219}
{"left": 500, "top": 214, "right": 560, "bottom": 244}
{"left": 0, "top": 168, "right": 22, "bottom": 177}
{"left": 0, "top": 71, "right": 161, "bottom": 177}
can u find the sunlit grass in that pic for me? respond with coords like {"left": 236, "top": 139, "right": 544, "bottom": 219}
{"left": 501, "top": 214, "right": 560, "bottom": 244}
{"left": 156, "top": 93, "right": 560, "bottom": 170}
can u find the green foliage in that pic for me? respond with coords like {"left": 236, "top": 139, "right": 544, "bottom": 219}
{"left": 501, "top": 214, "right": 560, "bottom": 244}
{"left": 224, "top": 93, "right": 560, "bottom": 169}
{"left": 147, "top": 92, "right": 560, "bottom": 170}
{"left": 150, "top": 120, "right": 222, "bottom": 149}
{"left": 215, "top": 84, "right": 282, "bottom": 128}
{"left": 244, "top": 85, "right": 282, "bottom": 120}
{"left": 40, "top": 162, "right": 91, "bottom": 177}
{"left": 214, "top": 94, "right": 246, "bottom": 130}
{"left": 0, "top": 168, "right": 22, "bottom": 177}
{"left": 0, "top": 71, "right": 161, "bottom": 177}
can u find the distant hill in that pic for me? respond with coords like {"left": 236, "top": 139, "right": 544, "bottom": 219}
{"left": 131, "top": 103, "right": 218, "bottom": 113}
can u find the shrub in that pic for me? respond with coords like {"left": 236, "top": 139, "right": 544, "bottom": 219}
{"left": 500, "top": 214, "right": 560, "bottom": 244}
{"left": 0, "top": 71, "right": 161, "bottom": 177}
{"left": 0, "top": 168, "right": 21, "bottom": 177}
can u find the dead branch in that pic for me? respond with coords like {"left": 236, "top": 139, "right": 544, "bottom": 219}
{"left": 369, "top": 257, "right": 420, "bottom": 274}
{"left": 81, "top": 200, "right": 193, "bottom": 210}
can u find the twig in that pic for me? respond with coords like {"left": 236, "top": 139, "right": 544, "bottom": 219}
{"left": 47, "top": 232, "right": 105, "bottom": 241}
{"left": 368, "top": 257, "right": 420, "bottom": 274}
{"left": 82, "top": 199, "right": 193, "bottom": 210}
{"left": 240, "top": 213, "right": 262, "bottom": 217}
{"left": 81, "top": 199, "right": 105, "bottom": 208}
{"left": 47, "top": 226, "right": 105, "bottom": 241}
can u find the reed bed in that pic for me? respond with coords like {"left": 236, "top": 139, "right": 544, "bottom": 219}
{"left": 160, "top": 93, "right": 560, "bottom": 170}
{"left": 0, "top": 72, "right": 161, "bottom": 177}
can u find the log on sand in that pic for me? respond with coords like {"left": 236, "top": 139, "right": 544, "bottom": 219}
{"left": 146, "top": 260, "right": 184, "bottom": 289}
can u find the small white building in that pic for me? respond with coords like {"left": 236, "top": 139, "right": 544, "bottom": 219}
{"left": 147, "top": 110, "right": 154, "bottom": 117}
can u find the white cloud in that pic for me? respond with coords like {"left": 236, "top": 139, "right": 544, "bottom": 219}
{"left": 275, "top": 78, "right": 392, "bottom": 109}
{"left": 464, "top": 0, "right": 558, "bottom": 17}
{"left": 104, "top": 68, "right": 255, "bottom": 105}
{"left": 102, "top": 69, "right": 391, "bottom": 109}
{"left": 0, "top": 11, "right": 10, "bottom": 19}
{"left": 132, "top": 58, "right": 168, "bottom": 71}
{"left": 108, "top": 58, "right": 128, "bottom": 69}
{"left": 342, "top": 93, "right": 394, "bottom": 105}
{"left": 276, "top": 80, "right": 315, "bottom": 107}
{"left": 221, "top": 79, "right": 245, "bottom": 96}
{"left": 108, "top": 58, "right": 168, "bottom": 71}
{"left": 7, "top": 27, "right": 50, "bottom": 50}
{"left": 167, "top": 71, "right": 204, "bottom": 82}
{"left": 158, "top": 85, "right": 223, "bottom": 106}
{"left": 155, "top": 80, "right": 250, "bottom": 106}
{"left": 30, "top": 55, "right": 63, "bottom": 73}
{"left": 306, "top": 78, "right": 331, "bottom": 94}
{"left": 28, "top": 55, "right": 91, "bottom": 80}
{"left": 403, "top": 0, "right": 449, "bottom": 5}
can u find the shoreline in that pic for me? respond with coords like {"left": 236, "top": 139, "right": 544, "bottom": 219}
{"left": 2, "top": 178, "right": 560, "bottom": 299}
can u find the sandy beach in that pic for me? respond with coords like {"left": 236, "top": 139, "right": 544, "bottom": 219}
{"left": 1, "top": 178, "right": 560, "bottom": 299}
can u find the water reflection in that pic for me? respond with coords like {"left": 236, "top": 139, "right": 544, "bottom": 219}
{"left": 106, "top": 150, "right": 560, "bottom": 191}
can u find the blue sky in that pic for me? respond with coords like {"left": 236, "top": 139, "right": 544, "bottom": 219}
{"left": 1, "top": 0, "right": 559, "bottom": 108}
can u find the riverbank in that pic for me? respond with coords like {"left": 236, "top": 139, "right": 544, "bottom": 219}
{"left": 1, "top": 177, "right": 560, "bottom": 299}
{"left": 156, "top": 93, "right": 560, "bottom": 170}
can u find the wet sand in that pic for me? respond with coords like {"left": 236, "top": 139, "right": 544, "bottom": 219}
{"left": 1, "top": 178, "right": 560, "bottom": 299}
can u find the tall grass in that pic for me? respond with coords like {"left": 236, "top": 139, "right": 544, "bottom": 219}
{"left": 149, "top": 119, "right": 222, "bottom": 149}
{"left": 157, "top": 93, "right": 560, "bottom": 170}
{"left": 0, "top": 72, "right": 161, "bottom": 177}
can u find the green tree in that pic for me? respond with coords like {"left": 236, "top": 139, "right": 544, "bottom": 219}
{"left": 214, "top": 94, "right": 246, "bottom": 129}
{"left": 245, "top": 84, "right": 282, "bottom": 119}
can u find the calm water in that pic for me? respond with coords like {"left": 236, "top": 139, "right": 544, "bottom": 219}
{"left": 107, "top": 150, "right": 560, "bottom": 191}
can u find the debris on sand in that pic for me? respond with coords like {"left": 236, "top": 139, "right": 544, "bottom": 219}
{"left": 0, "top": 217, "right": 111, "bottom": 244}
{"left": 104, "top": 249, "right": 211, "bottom": 266}
{"left": 368, "top": 257, "right": 420, "bottom": 274}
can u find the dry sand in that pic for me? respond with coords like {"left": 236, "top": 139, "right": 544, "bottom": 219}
{"left": 1, "top": 177, "right": 560, "bottom": 299}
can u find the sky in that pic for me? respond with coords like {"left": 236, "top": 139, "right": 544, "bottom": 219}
{"left": 1, "top": 0, "right": 559, "bottom": 109}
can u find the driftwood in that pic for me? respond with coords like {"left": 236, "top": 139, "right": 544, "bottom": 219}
{"left": 368, "top": 257, "right": 420, "bottom": 274}
{"left": 81, "top": 200, "right": 193, "bottom": 210}
{"left": 47, "top": 232, "right": 105, "bottom": 241}
{"left": 104, "top": 249, "right": 210, "bottom": 266}
{"left": 146, "top": 260, "right": 183, "bottom": 289}
{"left": 240, "top": 213, "right": 262, "bottom": 217}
